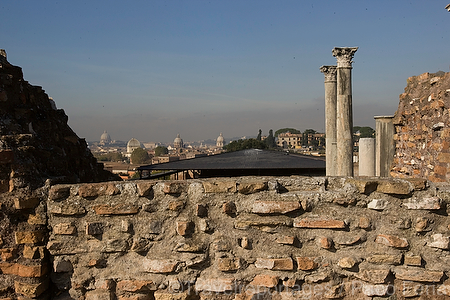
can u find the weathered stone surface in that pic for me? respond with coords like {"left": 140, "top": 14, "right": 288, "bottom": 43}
{"left": 14, "top": 231, "right": 45, "bottom": 244}
{"left": 86, "top": 222, "right": 104, "bottom": 235}
{"left": 48, "top": 186, "right": 71, "bottom": 200}
{"left": 53, "top": 223, "right": 77, "bottom": 235}
{"left": 163, "top": 182, "right": 188, "bottom": 194}
{"left": 293, "top": 218, "right": 345, "bottom": 229}
{"left": 404, "top": 254, "right": 422, "bottom": 266}
{"left": 356, "top": 269, "right": 390, "bottom": 284}
{"left": 249, "top": 275, "right": 279, "bottom": 288}
{"left": 78, "top": 183, "right": 120, "bottom": 197}
{"left": 116, "top": 280, "right": 155, "bottom": 292}
{"left": 275, "top": 235, "right": 295, "bottom": 245}
{"left": 176, "top": 221, "right": 194, "bottom": 236}
{"left": 223, "top": 201, "right": 237, "bottom": 215}
{"left": 345, "top": 178, "right": 378, "bottom": 194}
{"left": 317, "top": 236, "right": 333, "bottom": 249}
{"left": 14, "top": 197, "right": 39, "bottom": 209}
{"left": 296, "top": 257, "right": 318, "bottom": 271}
{"left": 337, "top": 257, "right": 356, "bottom": 269}
{"left": 238, "top": 181, "right": 268, "bottom": 194}
{"left": 376, "top": 179, "right": 413, "bottom": 195}
{"left": 49, "top": 203, "right": 86, "bottom": 216}
{"left": 375, "top": 234, "right": 409, "bottom": 248}
{"left": 358, "top": 217, "right": 371, "bottom": 229}
{"left": 85, "top": 290, "right": 113, "bottom": 300}
{"left": 53, "top": 257, "right": 73, "bottom": 272}
{"left": 153, "top": 291, "right": 192, "bottom": 300}
{"left": 437, "top": 281, "right": 450, "bottom": 296}
{"left": 196, "top": 204, "right": 207, "bottom": 217}
{"left": 362, "top": 284, "right": 389, "bottom": 297}
{"left": 202, "top": 181, "right": 236, "bottom": 193}
{"left": 195, "top": 278, "right": 235, "bottom": 292}
{"left": 403, "top": 196, "right": 441, "bottom": 210}
{"left": 367, "top": 199, "right": 388, "bottom": 210}
{"left": 17, "top": 263, "right": 48, "bottom": 277}
{"left": 217, "top": 257, "right": 241, "bottom": 272}
{"left": 415, "top": 217, "right": 429, "bottom": 232}
{"left": 168, "top": 200, "right": 185, "bottom": 211}
{"left": 252, "top": 201, "right": 301, "bottom": 214}
{"left": 235, "top": 215, "right": 293, "bottom": 229}
{"left": 394, "top": 267, "right": 443, "bottom": 282}
{"left": 14, "top": 280, "right": 49, "bottom": 298}
{"left": 427, "top": 233, "right": 450, "bottom": 249}
{"left": 143, "top": 259, "right": 178, "bottom": 273}
{"left": 367, "top": 254, "right": 402, "bottom": 265}
{"left": 93, "top": 203, "right": 139, "bottom": 215}
{"left": 255, "top": 258, "right": 294, "bottom": 271}
{"left": 136, "top": 181, "right": 154, "bottom": 197}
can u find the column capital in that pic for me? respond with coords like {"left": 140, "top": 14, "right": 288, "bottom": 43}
{"left": 332, "top": 47, "right": 358, "bottom": 68}
{"left": 320, "top": 65, "right": 337, "bottom": 82}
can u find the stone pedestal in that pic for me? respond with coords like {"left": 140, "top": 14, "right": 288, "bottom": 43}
{"left": 359, "top": 138, "right": 375, "bottom": 176}
{"left": 332, "top": 47, "right": 358, "bottom": 177}
{"left": 375, "top": 116, "right": 395, "bottom": 177}
{"left": 320, "top": 65, "right": 337, "bottom": 176}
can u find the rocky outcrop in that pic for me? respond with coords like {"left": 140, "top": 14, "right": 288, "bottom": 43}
{"left": 391, "top": 70, "right": 450, "bottom": 182}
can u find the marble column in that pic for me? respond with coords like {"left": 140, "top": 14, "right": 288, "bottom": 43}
{"left": 359, "top": 138, "right": 375, "bottom": 176}
{"left": 332, "top": 47, "right": 358, "bottom": 177}
{"left": 375, "top": 115, "right": 395, "bottom": 177}
{"left": 320, "top": 65, "right": 337, "bottom": 176}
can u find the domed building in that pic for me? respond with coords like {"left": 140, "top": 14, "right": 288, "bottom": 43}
{"left": 127, "top": 138, "right": 141, "bottom": 155}
{"left": 174, "top": 134, "right": 183, "bottom": 149}
{"left": 100, "top": 130, "right": 111, "bottom": 145}
{"left": 216, "top": 132, "right": 225, "bottom": 147}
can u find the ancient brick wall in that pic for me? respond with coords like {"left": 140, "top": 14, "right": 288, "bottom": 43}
{"left": 1, "top": 176, "right": 443, "bottom": 300}
{"left": 391, "top": 71, "right": 450, "bottom": 182}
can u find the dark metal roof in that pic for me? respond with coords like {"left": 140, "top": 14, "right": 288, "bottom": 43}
{"left": 137, "top": 149, "right": 325, "bottom": 171}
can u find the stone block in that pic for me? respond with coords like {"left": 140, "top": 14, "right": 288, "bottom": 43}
{"left": 217, "top": 257, "right": 241, "bottom": 272}
{"left": 249, "top": 275, "right": 279, "bottom": 288}
{"left": 84, "top": 223, "right": 103, "bottom": 236}
{"left": 376, "top": 179, "right": 413, "bottom": 195}
{"left": 293, "top": 217, "right": 345, "bottom": 229}
{"left": 415, "top": 217, "right": 428, "bottom": 232}
{"left": 93, "top": 203, "right": 139, "bottom": 215}
{"left": 362, "top": 284, "right": 389, "bottom": 297}
{"left": 295, "top": 257, "right": 318, "bottom": 271}
{"left": 367, "top": 254, "right": 402, "bottom": 265}
{"left": 255, "top": 258, "right": 293, "bottom": 271}
{"left": 403, "top": 196, "right": 441, "bottom": 210}
{"left": 275, "top": 235, "right": 295, "bottom": 245}
{"left": 14, "top": 197, "right": 39, "bottom": 209}
{"left": 394, "top": 267, "right": 443, "bottom": 282}
{"left": 317, "top": 236, "right": 333, "bottom": 249}
{"left": 202, "top": 181, "right": 236, "bottom": 193}
{"left": 238, "top": 181, "right": 268, "bottom": 194}
{"left": 48, "top": 186, "right": 71, "bottom": 200}
{"left": 168, "top": 200, "right": 185, "bottom": 211}
{"left": 404, "top": 254, "right": 422, "bottom": 266}
{"left": 143, "top": 259, "right": 178, "bottom": 273}
{"left": 356, "top": 269, "right": 390, "bottom": 284}
{"left": 345, "top": 178, "right": 378, "bottom": 194}
{"left": 78, "top": 183, "right": 120, "bottom": 198}
{"left": 121, "top": 220, "right": 132, "bottom": 233}
{"left": 195, "top": 277, "right": 235, "bottom": 292}
{"left": 358, "top": 217, "right": 371, "bottom": 229}
{"left": 17, "top": 263, "right": 48, "bottom": 277}
{"left": 153, "top": 291, "right": 192, "bottom": 300}
{"left": 251, "top": 201, "right": 301, "bottom": 214}
{"left": 375, "top": 234, "right": 409, "bottom": 248}
{"left": 116, "top": 280, "right": 156, "bottom": 292}
{"left": 0, "top": 247, "right": 16, "bottom": 261}
{"left": 438, "top": 152, "right": 450, "bottom": 163}
{"left": 337, "top": 257, "right": 356, "bottom": 269}
{"left": 53, "top": 223, "right": 77, "bottom": 235}
{"left": 85, "top": 290, "right": 114, "bottom": 300}
{"left": 0, "top": 262, "right": 18, "bottom": 275}
{"left": 15, "top": 231, "right": 45, "bottom": 244}
{"left": 367, "top": 199, "right": 388, "bottom": 210}
{"left": 136, "top": 182, "right": 154, "bottom": 197}
{"left": 14, "top": 280, "right": 49, "bottom": 298}
{"left": 427, "top": 233, "right": 450, "bottom": 249}
{"left": 176, "top": 221, "right": 194, "bottom": 236}
{"left": 163, "top": 182, "right": 188, "bottom": 194}
{"left": 49, "top": 204, "right": 86, "bottom": 216}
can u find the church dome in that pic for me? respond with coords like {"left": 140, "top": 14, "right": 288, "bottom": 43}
{"left": 127, "top": 138, "right": 141, "bottom": 154}
{"left": 216, "top": 132, "right": 225, "bottom": 147}
{"left": 174, "top": 134, "right": 183, "bottom": 148}
{"left": 100, "top": 130, "right": 111, "bottom": 144}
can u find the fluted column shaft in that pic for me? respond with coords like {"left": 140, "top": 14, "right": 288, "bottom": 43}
{"left": 320, "top": 66, "right": 337, "bottom": 176}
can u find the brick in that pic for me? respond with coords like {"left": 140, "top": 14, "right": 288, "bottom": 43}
{"left": 293, "top": 218, "right": 345, "bottom": 229}
{"left": 252, "top": 201, "right": 301, "bottom": 214}
{"left": 403, "top": 196, "right": 441, "bottom": 210}
{"left": 93, "top": 203, "right": 139, "bottom": 215}
{"left": 276, "top": 235, "right": 295, "bottom": 245}
{"left": 255, "top": 258, "right": 293, "bottom": 271}
{"left": 117, "top": 280, "right": 156, "bottom": 292}
{"left": 0, "top": 248, "right": 16, "bottom": 261}
{"left": 176, "top": 221, "right": 194, "bottom": 236}
{"left": 394, "top": 267, "right": 443, "bottom": 282}
{"left": 296, "top": 257, "right": 318, "bottom": 271}
{"left": 14, "top": 197, "right": 39, "bottom": 209}
{"left": 223, "top": 201, "right": 236, "bottom": 215}
{"left": 17, "top": 263, "right": 48, "bottom": 277}
{"left": 48, "top": 186, "right": 70, "bottom": 200}
{"left": 195, "top": 277, "right": 235, "bottom": 292}
{"left": 427, "top": 233, "right": 450, "bottom": 249}
{"left": 356, "top": 269, "right": 390, "bottom": 284}
{"left": 49, "top": 203, "right": 86, "bottom": 216}
{"left": 217, "top": 257, "right": 241, "bottom": 272}
{"left": 0, "top": 150, "right": 14, "bottom": 164}
{"left": 153, "top": 291, "right": 191, "bottom": 300}
{"left": 136, "top": 181, "right": 154, "bottom": 197}
{"left": 95, "top": 279, "right": 115, "bottom": 290}
{"left": 143, "top": 259, "right": 178, "bottom": 273}
{"left": 375, "top": 234, "right": 409, "bottom": 248}
{"left": 14, "top": 280, "right": 49, "bottom": 298}
{"left": 249, "top": 275, "right": 279, "bottom": 288}
{"left": 163, "top": 182, "right": 188, "bottom": 194}
{"left": 53, "top": 223, "right": 77, "bottom": 235}
{"left": 0, "top": 262, "right": 18, "bottom": 275}
{"left": 367, "top": 254, "right": 402, "bottom": 265}
{"left": 14, "top": 231, "right": 45, "bottom": 244}
{"left": 78, "top": 183, "right": 120, "bottom": 198}
{"left": 404, "top": 254, "right": 422, "bottom": 266}
{"left": 238, "top": 181, "right": 268, "bottom": 194}
{"left": 317, "top": 236, "right": 333, "bottom": 249}
{"left": 235, "top": 215, "right": 293, "bottom": 229}
{"left": 202, "top": 181, "right": 236, "bottom": 193}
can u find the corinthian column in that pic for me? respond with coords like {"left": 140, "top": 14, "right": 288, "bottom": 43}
{"left": 332, "top": 47, "right": 358, "bottom": 177}
{"left": 320, "top": 65, "right": 337, "bottom": 176}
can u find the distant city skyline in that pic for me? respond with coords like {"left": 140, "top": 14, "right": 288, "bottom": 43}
{"left": 2, "top": 1, "right": 449, "bottom": 143}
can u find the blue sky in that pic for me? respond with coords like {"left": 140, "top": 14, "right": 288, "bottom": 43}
{"left": 1, "top": 1, "right": 449, "bottom": 143}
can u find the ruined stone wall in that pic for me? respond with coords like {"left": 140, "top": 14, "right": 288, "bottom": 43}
{"left": 391, "top": 71, "right": 450, "bottom": 182}
{"left": 2, "top": 176, "right": 444, "bottom": 300}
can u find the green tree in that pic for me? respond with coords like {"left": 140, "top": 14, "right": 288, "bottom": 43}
{"left": 154, "top": 146, "right": 168, "bottom": 157}
{"left": 353, "top": 126, "right": 375, "bottom": 138}
{"left": 130, "top": 147, "right": 151, "bottom": 164}
{"left": 223, "top": 138, "right": 266, "bottom": 152}
{"left": 94, "top": 152, "right": 125, "bottom": 162}
{"left": 257, "top": 129, "right": 262, "bottom": 141}
{"left": 302, "top": 129, "right": 317, "bottom": 147}
{"left": 265, "top": 129, "right": 276, "bottom": 149}
{"left": 275, "top": 128, "right": 301, "bottom": 137}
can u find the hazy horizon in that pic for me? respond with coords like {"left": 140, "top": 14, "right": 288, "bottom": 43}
{"left": 2, "top": 1, "right": 449, "bottom": 143}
